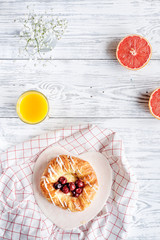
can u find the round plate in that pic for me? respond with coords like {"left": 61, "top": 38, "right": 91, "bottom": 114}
{"left": 33, "top": 146, "right": 112, "bottom": 230}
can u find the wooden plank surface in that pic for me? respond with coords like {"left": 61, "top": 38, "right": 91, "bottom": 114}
{"left": 0, "top": 118, "right": 159, "bottom": 181}
{"left": 129, "top": 179, "right": 160, "bottom": 240}
{"left": 0, "top": 0, "right": 159, "bottom": 59}
{"left": 0, "top": 0, "right": 160, "bottom": 239}
{"left": 0, "top": 59, "right": 159, "bottom": 118}
{"left": 0, "top": 16, "right": 157, "bottom": 60}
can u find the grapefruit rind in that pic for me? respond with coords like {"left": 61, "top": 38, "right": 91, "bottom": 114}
{"left": 116, "top": 34, "right": 152, "bottom": 70}
{"left": 149, "top": 88, "right": 160, "bottom": 120}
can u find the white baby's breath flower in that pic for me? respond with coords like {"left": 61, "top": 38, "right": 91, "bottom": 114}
{"left": 30, "top": 33, "right": 34, "bottom": 39}
{"left": 16, "top": 7, "right": 68, "bottom": 61}
{"left": 34, "top": 19, "right": 38, "bottom": 24}
{"left": 49, "top": 29, "right": 52, "bottom": 34}
{"left": 20, "top": 31, "right": 23, "bottom": 36}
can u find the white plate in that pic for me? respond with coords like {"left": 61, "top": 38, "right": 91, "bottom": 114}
{"left": 33, "top": 146, "right": 112, "bottom": 230}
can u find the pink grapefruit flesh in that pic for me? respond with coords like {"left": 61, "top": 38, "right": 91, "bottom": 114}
{"left": 116, "top": 35, "right": 152, "bottom": 70}
{"left": 149, "top": 88, "right": 160, "bottom": 120}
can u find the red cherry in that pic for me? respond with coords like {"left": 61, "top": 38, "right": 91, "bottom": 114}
{"left": 72, "top": 190, "right": 79, "bottom": 197}
{"left": 75, "top": 179, "right": 84, "bottom": 188}
{"left": 76, "top": 188, "right": 83, "bottom": 194}
{"left": 68, "top": 182, "right": 76, "bottom": 191}
{"left": 58, "top": 176, "right": 67, "bottom": 185}
{"left": 61, "top": 185, "right": 70, "bottom": 194}
{"left": 54, "top": 182, "right": 62, "bottom": 189}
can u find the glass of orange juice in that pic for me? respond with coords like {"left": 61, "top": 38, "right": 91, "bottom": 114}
{"left": 16, "top": 90, "right": 49, "bottom": 124}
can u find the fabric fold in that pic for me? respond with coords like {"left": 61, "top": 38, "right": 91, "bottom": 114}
{"left": 0, "top": 125, "right": 138, "bottom": 240}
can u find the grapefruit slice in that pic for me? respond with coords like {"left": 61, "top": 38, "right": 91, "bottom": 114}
{"left": 116, "top": 35, "right": 152, "bottom": 70}
{"left": 149, "top": 88, "right": 160, "bottom": 120}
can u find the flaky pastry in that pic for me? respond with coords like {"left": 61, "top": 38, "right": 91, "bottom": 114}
{"left": 40, "top": 155, "right": 98, "bottom": 212}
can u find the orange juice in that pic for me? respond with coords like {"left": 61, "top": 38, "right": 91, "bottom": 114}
{"left": 16, "top": 91, "right": 49, "bottom": 124}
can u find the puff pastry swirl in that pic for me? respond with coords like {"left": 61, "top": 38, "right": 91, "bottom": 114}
{"left": 40, "top": 155, "right": 98, "bottom": 212}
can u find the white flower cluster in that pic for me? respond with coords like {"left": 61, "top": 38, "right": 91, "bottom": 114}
{"left": 16, "top": 8, "right": 67, "bottom": 59}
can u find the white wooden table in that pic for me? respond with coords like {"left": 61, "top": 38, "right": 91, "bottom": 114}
{"left": 0, "top": 1, "right": 160, "bottom": 239}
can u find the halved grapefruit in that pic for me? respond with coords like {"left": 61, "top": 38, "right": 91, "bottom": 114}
{"left": 116, "top": 35, "right": 152, "bottom": 70}
{"left": 149, "top": 88, "right": 160, "bottom": 120}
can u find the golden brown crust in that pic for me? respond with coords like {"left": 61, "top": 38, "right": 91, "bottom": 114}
{"left": 40, "top": 155, "right": 98, "bottom": 212}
